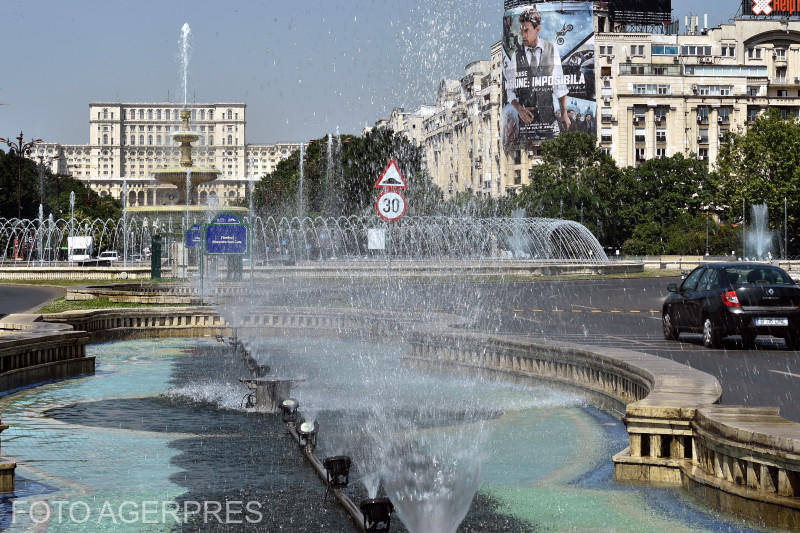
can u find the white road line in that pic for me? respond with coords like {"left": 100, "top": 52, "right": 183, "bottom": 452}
{"left": 769, "top": 370, "right": 800, "bottom": 379}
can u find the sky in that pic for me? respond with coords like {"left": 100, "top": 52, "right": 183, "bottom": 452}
{"left": 1, "top": 0, "right": 739, "bottom": 146}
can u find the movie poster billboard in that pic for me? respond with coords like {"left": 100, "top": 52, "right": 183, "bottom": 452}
{"left": 502, "top": 1, "right": 595, "bottom": 147}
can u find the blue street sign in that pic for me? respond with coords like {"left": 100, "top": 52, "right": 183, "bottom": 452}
{"left": 185, "top": 224, "right": 202, "bottom": 248}
{"left": 205, "top": 224, "right": 248, "bottom": 254}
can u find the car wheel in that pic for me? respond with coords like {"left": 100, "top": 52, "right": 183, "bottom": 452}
{"left": 784, "top": 329, "right": 800, "bottom": 350}
{"left": 740, "top": 330, "right": 757, "bottom": 349}
{"left": 662, "top": 311, "right": 679, "bottom": 340}
{"left": 703, "top": 317, "right": 721, "bottom": 348}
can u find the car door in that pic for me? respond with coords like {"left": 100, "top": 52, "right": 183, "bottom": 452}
{"left": 674, "top": 267, "right": 706, "bottom": 330}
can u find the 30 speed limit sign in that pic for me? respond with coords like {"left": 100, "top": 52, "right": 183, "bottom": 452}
{"left": 375, "top": 190, "right": 407, "bottom": 222}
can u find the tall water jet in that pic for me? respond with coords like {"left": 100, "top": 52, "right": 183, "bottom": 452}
{"left": 297, "top": 142, "right": 305, "bottom": 218}
{"left": 325, "top": 133, "right": 333, "bottom": 216}
{"left": 180, "top": 23, "right": 191, "bottom": 107}
{"left": 747, "top": 203, "right": 774, "bottom": 260}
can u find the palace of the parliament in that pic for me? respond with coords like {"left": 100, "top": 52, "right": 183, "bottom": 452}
{"left": 31, "top": 102, "right": 299, "bottom": 208}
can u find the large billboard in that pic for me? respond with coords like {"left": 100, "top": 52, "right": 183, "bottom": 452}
{"left": 745, "top": 0, "right": 800, "bottom": 16}
{"left": 502, "top": 1, "right": 595, "bottom": 147}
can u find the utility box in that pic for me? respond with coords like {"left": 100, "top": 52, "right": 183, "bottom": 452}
{"left": 151, "top": 234, "right": 162, "bottom": 279}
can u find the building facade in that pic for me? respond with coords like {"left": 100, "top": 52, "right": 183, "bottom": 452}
{"left": 30, "top": 102, "right": 299, "bottom": 208}
{"left": 373, "top": 7, "right": 800, "bottom": 199}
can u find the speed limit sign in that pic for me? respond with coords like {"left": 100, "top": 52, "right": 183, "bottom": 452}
{"left": 375, "top": 190, "right": 407, "bottom": 222}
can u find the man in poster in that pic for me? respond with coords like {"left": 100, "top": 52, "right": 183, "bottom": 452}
{"left": 505, "top": 6, "right": 571, "bottom": 139}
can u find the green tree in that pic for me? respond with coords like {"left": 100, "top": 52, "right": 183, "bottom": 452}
{"left": 513, "top": 132, "right": 626, "bottom": 248}
{"left": 716, "top": 109, "right": 800, "bottom": 255}
{"left": 0, "top": 150, "right": 120, "bottom": 220}
{"left": 253, "top": 128, "right": 439, "bottom": 218}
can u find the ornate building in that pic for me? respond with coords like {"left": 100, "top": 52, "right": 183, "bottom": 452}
{"left": 29, "top": 102, "right": 299, "bottom": 207}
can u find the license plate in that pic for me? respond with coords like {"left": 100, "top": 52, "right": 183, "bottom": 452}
{"left": 755, "top": 318, "right": 789, "bottom": 327}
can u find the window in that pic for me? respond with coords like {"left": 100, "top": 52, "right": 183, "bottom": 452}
{"left": 699, "top": 148, "right": 709, "bottom": 160}
{"left": 634, "top": 84, "right": 647, "bottom": 94}
{"left": 652, "top": 45, "right": 678, "bottom": 55}
{"left": 681, "top": 45, "right": 710, "bottom": 56}
{"left": 656, "top": 129, "right": 667, "bottom": 143}
{"left": 631, "top": 45, "right": 645, "bottom": 56}
{"left": 776, "top": 66, "right": 787, "bottom": 80}
{"left": 600, "top": 128, "right": 612, "bottom": 142}
{"left": 227, "top": 110, "right": 232, "bottom": 120}
{"left": 157, "top": 135, "right": 162, "bottom": 145}
{"left": 228, "top": 135, "right": 233, "bottom": 145}
{"left": 166, "top": 110, "right": 171, "bottom": 121}
{"left": 778, "top": 89, "right": 789, "bottom": 97}
{"left": 682, "top": 267, "right": 705, "bottom": 291}
{"left": 748, "top": 86, "right": 760, "bottom": 97}
{"left": 122, "top": 135, "right": 127, "bottom": 145}
{"left": 514, "top": 170, "right": 521, "bottom": 185}
{"left": 209, "top": 135, "right": 214, "bottom": 145}
{"left": 103, "top": 134, "right": 108, "bottom": 144}
{"left": 634, "top": 128, "right": 646, "bottom": 143}
{"left": 775, "top": 48, "right": 786, "bottom": 59}
{"left": 513, "top": 150, "right": 521, "bottom": 164}
{"left": 157, "top": 110, "right": 162, "bottom": 120}
{"left": 635, "top": 147, "right": 646, "bottom": 162}
{"left": 130, "top": 136, "right": 135, "bottom": 145}
{"left": 697, "top": 107, "right": 710, "bottom": 123}
{"left": 192, "top": 109, "right": 197, "bottom": 120}
{"left": 200, "top": 109, "right": 205, "bottom": 120}
{"left": 656, "top": 147, "right": 667, "bottom": 158}
{"left": 139, "top": 110, "right": 144, "bottom": 120}
{"left": 103, "top": 108, "right": 108, "bottom": 119}
{"left": 139, "top": 135, "right": 144, "bottom": 145}
{"left": 599, "top": 45, "right": 613, "bottom": 55}
{"left": 718, "top": 107, "right": 731, "bottom": 123}
{"left": 209, "top": 110, "right": 214, "bottom": 120}
{"left": 748, "top": 47, "right": 762, "bottom": 59}
{"left": 601, "top": 66, "right": 612, "bottom": 76}
{"left": 698, "top": 129, "right": 709, "bottom": 144}
{"left": 721, "top": 45, "right": 735, "bottom": 57}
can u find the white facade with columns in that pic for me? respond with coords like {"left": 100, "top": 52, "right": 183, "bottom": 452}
{"left": 29, "top": 102, "right": 299, "bottom": 208}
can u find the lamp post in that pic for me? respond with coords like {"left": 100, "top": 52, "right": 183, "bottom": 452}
{"left": 0, "top": 131, "right": 43, "bottom": 219}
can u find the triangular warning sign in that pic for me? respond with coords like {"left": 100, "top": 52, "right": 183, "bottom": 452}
{"left": 374, "top": 159, "right": 408, "bottom": 189}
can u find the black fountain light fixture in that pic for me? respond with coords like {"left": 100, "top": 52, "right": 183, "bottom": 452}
{"left": 0, "top": 131, "right": 43, "bottom": 219}
{"left": 322, "top": 455, "right": 352, "bottom": 491}
{"left": 360, "top": 498, "right": 394, "bottom": 533}
{"left": 280, "top": 398, "right": 299, "bottom": 424}
{"left": 297, "top": 419, "right": 318, "bottom": 450}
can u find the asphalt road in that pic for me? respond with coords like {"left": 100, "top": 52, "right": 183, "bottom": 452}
{"left": 409, "top": 276, "right": 800, "bottom": 423}
{"left": 0, "top": 285, "right": 64, "bottom": 318}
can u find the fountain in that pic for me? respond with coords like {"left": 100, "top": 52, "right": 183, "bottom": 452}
{"left": 746, "top": 203, "right": 774, "bottom": 260}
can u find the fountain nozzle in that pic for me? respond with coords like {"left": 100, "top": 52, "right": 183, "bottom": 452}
{"left": 298, "top": 420, "right": 318, "bottom": 450}
{"left": 280, "top": 398, "right": 299, "bottom": 424}
{"left": 360, "top": 498, "right": 394, "bottom": 532}
{"left": 323, "top": 455, "right": 352, "bottom": 490}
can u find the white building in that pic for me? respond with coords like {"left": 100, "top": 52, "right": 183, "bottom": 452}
{"left": 30, "top": 102, "right": 299, "bottom": 207}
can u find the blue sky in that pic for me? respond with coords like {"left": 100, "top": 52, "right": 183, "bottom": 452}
{"left": 1, "top": 1, "right": 738, "bottom": 145}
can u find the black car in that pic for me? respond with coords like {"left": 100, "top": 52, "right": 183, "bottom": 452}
{"left": 662, "top": 262, "right": 800, "bottom": 349}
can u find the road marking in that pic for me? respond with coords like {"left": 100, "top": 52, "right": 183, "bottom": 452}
{"left": 571, "top": 310, "right": 582, "bottom": 313}
{"left": 532, "top": 309, "right": 544, "bottom": 313}
{"left": 591, "top": 310, "right": 603, "bottom": 313}
{"left": 769, "top": 370, "right": 800, "bottom": 379}
{"left": 513, "top": 309, "right": 524, "bottom": 313}
{"left": 610, "top": 310, "right": 622, "bottom": 313}
{"left": 629, "top": 310, "right": 641, "bottom": 313}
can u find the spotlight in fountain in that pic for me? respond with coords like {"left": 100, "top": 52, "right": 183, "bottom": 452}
{"left": 297, "top": 420, "right": 318, "bottom": 450}
{"left": 323, "top": 455, "right": 352, "bottom": 492}
{"left": 280, "top": 398, "right": 299, "bottom": 425}
{"left": 359, "top": 498, "right": 394, "bottom": 532}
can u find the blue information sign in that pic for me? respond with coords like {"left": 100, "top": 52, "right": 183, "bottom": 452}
{"left": 205, "top": 224, "right": 248, "bottom": 255}
{"left": 185, "top": 224, "right": 202, "bottom": 248}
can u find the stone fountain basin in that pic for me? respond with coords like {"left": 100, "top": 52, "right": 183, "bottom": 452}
{"left": 152, "top": 167, "right": 220, "bottom": 188}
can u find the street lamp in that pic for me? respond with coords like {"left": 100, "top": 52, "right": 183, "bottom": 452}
{"left": 0, "top": 131, "right": 43, "bottom": 219}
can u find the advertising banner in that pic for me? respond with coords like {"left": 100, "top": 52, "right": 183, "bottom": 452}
{"left": 502, "top": 1, "right": 595, "bottom": 147}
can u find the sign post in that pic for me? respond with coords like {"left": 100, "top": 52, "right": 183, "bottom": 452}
{"left": 374, "top": 159, "right": 408, "bottom": 274}
{"left": 204, "top": 212, "right": 249, "bottom": 285}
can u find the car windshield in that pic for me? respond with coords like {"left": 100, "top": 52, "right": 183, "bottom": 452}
{"left": 724, "top": 266, "right": 794, "bottom": 286}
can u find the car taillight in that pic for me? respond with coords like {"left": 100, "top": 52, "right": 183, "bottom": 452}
{"left": 721, "top": 290, "right": 741, "bottom": 307}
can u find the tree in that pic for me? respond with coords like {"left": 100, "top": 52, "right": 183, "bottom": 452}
{"left": 716, "top": 109, "right": 800, "bottom": 255}
{"left": 0, "top": 150, "right": 121, "bottom": 220}
{"left": 513, "top": 132, "right": 626, "bottom": 248}
{"left": 253, "top": 128, "right": 439, "bottom": 218}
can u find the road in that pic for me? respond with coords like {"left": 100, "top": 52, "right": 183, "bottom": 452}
{"left": 336, "top": 276, "right": 800, "bottom": 423}
{"left": 0, "top": 284, "right": 64, "bottom": 318}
